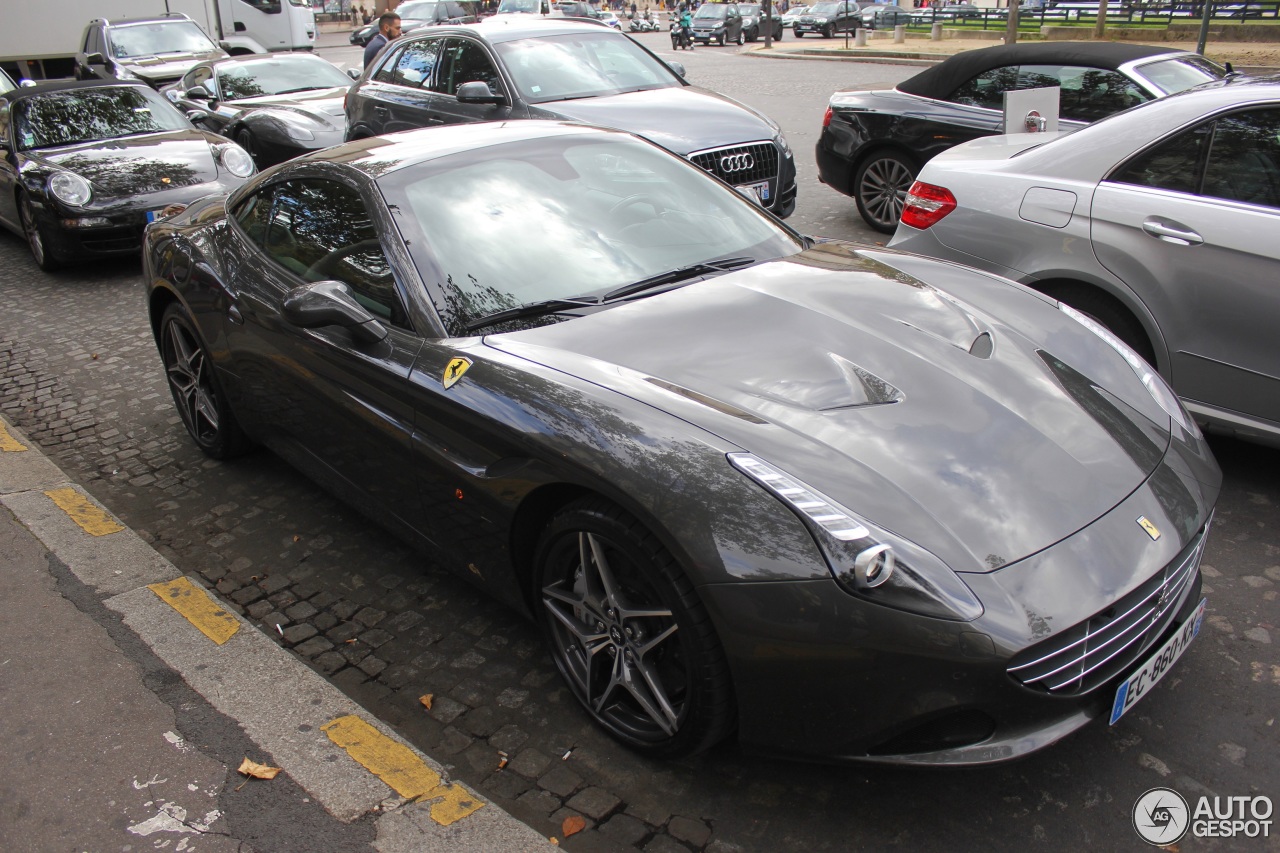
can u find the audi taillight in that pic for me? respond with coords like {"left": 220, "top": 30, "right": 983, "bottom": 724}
{"left": 900, "top": 181, "right": 957, "bottom": 230}
{"left": 822, "top": 106, "right": 832, "bottom": 128}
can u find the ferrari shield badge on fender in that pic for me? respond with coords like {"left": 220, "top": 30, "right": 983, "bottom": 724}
{"left": 443, "top": 357, "right": 472, "bottom": 390}
{"left": 1137, "top": 516, "right": 1161, "bottom": 541}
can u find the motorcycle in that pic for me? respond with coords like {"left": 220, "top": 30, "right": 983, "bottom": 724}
{"left": 670, "top": 20, "right": 693, "bottom": 48}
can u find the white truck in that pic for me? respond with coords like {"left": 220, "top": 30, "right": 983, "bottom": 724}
{"left": 1, "top": 0, "right": 317, "bottom": 80}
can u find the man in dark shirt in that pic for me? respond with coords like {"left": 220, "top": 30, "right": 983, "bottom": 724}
{"left": 363, "top": 12, "right": 403, "bottom": 69}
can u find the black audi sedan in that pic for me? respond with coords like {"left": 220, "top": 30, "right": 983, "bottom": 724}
{"left": 816, "top": 42, "right": 1230, "bottom": 232}
{"left": 0, "top": 80, "right": 254, "bottom": 271}
{"left": 144, "top": 120, "right": 1218, "bottom": 766}
{"left": 345, "top": 17, "right": 797, "bottom": 217}
{"left": 163, "top": 54, "right": 358, "bottom": 169}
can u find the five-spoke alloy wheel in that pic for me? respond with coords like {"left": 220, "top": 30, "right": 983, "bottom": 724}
{"left": 159, "top": 303, "right": 251, "bottom": 459}
{"left": 537, "top": 498, "right": 734, "bottom": 758}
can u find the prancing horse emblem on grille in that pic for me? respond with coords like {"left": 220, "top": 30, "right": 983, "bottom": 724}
{"left": 720, "top": 153, "right": 754, "bottom": 173}
{"left": 1137, "top": 516, "right": 1161, "bottom": 541}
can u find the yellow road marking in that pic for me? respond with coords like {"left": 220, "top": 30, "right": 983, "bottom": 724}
{"left": 0, "top": 422, "right": 27, "bottom": 451}
{"left": 321, "top": 715, "right": 484, "bottom": 826}
{"left": 147, "top": 577, "right": 241, "bottom": 645}
{"left": 44, "top": 487, "right": 124, "bottom": 536}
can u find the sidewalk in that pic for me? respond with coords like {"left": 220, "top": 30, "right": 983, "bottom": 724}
{"left": 0, "top": 415, "right": 551, "bottom": 852}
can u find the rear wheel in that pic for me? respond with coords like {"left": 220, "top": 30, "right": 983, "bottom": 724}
{"left": 854, "top": 150, "right": 917, "bottom": 234}
{"left": 18, "top": 192, "right": 60, "bottom": 272}
{"left": 537, "top": 497, "right": 735, "bottom": 759}
{"left": 159, "top": 303, "right": 251, "bottom": 459}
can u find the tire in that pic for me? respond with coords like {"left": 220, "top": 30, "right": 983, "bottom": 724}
{"left": 795, "top": 29, "right": 804, "bottom": 37}
{"left": 1052, "top": 287, "right": 1157, "bottom": 366}
{"left": 747, "top": 25, "right": 758, "bottom": 42}
{"left": 536, "top": 497, "right": 735, "bottom": 759}
{"left": 159, "top": 302, "right": 252, "bottom": 460}
{"left": 236, "top": 128, "right": 261, "bottom": 169}
{"left": 854, "top": 150, "right": 917, "bottom": 234}
{"left": 18, "top": 192, "right": 60, "bottom": 272}
{"left": 775, "top": 25, "right": 783, "bottom": 40}
{"left": 719, "top": 31, "right": 727, "bottom": 46}
{"left": 823, "top": 23, "right": 835, "bottom": 37}
{"left": 736, "top": 28, "right": 745, "bottom": 45}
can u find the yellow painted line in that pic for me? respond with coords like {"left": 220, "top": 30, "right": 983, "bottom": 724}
{"left": 321, "top": 715, "right": 484, "bottom": 826}
{"left": 147, "top": 577, "right": 240, "bottom": 645}
{"left": 44, "top": 487, "right": 124, "bottom": 536}
{"left": 0, "top": 422, "right": 27, "bottom": 451}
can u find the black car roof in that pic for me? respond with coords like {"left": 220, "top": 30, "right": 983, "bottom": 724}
{"left": 0, "top": 79, "right": 153, "bottom": 104}
{"left": 897, "top": 42, "right": 1182, "bottom": 100}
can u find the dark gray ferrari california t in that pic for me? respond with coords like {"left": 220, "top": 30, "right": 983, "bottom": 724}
{"left": 143, "top": 121, "right": 1220, "bottom": 765}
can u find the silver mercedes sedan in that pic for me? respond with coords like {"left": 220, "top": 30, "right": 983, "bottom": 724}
{"left": 890, "top": 77, "right": 1280, "bottom": 448}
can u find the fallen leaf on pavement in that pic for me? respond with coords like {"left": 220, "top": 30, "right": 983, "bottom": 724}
{"left": 419, "top": 694, "right": 433, "bottom": 710}
{"left": 237, "top": 758, "right": 281, "bottom": 780}
{"left": 562, "top": 816, "right": 586, "bottom": 837}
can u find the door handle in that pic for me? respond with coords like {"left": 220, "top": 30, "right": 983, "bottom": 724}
{"left": 1141, "top": 218, "right": 1203, "bottom": 246}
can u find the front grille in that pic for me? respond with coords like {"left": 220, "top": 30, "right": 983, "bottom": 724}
{"left": 689, "top": 141, "right": 779, "bottom": 205}
{"left": 1007, "top": 525, "right": 1207, "bottom": 696}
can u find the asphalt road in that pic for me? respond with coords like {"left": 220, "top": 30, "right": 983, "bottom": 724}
{"left": 0, "top": 32, "right": 1276, "bottom": 852}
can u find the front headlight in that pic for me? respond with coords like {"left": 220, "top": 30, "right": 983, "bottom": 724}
{"left": 114, "top": 63, "right": 138, "bottom": 80}
{"left": 281, "top": 122, "right": 316, "bottom": 142}
{"left": 814, "top": 16, "right": 828, "bottom": 23}
{"left": 219, "top": 144, "right": 255, "bottom": 178}
{"left": 774, "top": 130, "right": 792, "bottom": 158}
{"left": 1058, "top": 302, "right": 1197, "bottom": 436}
{"left": 730, "top": 454, "right": 984, "bottom": 621}
{"left": 49, "top": 172, "right": 93, "bottom": 207}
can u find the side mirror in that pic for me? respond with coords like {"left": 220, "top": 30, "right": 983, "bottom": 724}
{"left": 346, "top": 67, "right": 361, "bottom": 80}
{"left": 283, "top": 280, "right": 388, "bottom": 344}
{"left": 186, "top": 109, "right": 211, "bottom": 123}
{"left": 666, "top": 60, "right": 687, "bottom": 78}
{"left": 186, "top": 85, "right": 212, "bottom": 100}
{"left": 456, "top": 81, "right": 505, "bottom": 105}
{"left": 85, "top": 52, "right": 106, "bottom": 65}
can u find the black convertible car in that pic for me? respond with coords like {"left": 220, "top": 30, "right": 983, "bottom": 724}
{"left": 145, "top": 120, "right": 1218, "bottom": 765}
{"left": 0, "top": 80, "right": 254, "bottom": 271}
{"left": 816, "top": 42, "right": 1230, "bottom": 232}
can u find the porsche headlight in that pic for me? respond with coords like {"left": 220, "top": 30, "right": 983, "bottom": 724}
{"left": 49, "top": 172, "right": 92, "bottom": 207}
{"left": 219, "top": 144, "right": 255, "bottom": 178}
{"left": 1058, "top": 302, "right": 1196, "bottom": 435}
{"left": 730, "top": 454, "right": 983, "bottom": 621}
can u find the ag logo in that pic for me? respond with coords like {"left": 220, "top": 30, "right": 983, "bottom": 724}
{"left": 443, "top": 356, "right": 472, "bottom": 390}
{"left": 1133, "top": 787, "right": 1190, "bottom": 846}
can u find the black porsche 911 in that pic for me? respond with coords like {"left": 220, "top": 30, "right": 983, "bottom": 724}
{"left": 144, "top": 120, "right": 1218, "bottom": 766}
{"left": 0, "top": 80, "right": 255, "bottom": 271}
{"left": 816, "top": 42, "right": 1230, "bottom": 232}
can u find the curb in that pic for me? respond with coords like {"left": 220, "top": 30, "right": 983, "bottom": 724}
{"left": 0, "top": 414, "right": 551, "bottom": 851}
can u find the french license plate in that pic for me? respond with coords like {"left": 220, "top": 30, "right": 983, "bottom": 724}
{"left": 1109, "top": 598, "right": 1206, "bottom": 725}
{"left": 145, "top": 209, "right": 166, "bottom": 223}
{"left": 736, "top": 181, "right": 770, "bottom": 205}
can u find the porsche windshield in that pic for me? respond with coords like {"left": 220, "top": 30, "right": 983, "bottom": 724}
{"left": 496, "top": 32, "right": 680, "bottom": 103}
{"left": 13, "top": 87, "right": 191, "bottom": 150}
{"left": 108, "top": 21, "right": 219, "bottom": 58}
{"left": 381, "top": 133, "right": 803, "bottom": 332}
{"left": 217, "top": 58, "right": 353, "bottom": 100}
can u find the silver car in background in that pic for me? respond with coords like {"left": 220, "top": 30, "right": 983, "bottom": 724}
{"left": 890, "top": 78, "right": 1280, "bottom": 447}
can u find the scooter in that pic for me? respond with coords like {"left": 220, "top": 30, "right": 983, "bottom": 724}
{"left": 670, "top": 20, "right": 693, "bottom": 48}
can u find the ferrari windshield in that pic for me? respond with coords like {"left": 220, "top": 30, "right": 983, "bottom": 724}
{"left": 381, "top": 133, "right": 803, "bottom": 332}
{"left": 216, "top": 57, "right": 353, "bottom": 100}
{"left": 1136, "top": 54, "right": 1230, "bottom": 95}
{"left": 108, "top": 21, "right": 219, "bottom": 58}
{"left": 13, "top": 86, "right": 191, "bottom": 150}
{"left": 495, "top": 32, "right": 680, "bottom": 103}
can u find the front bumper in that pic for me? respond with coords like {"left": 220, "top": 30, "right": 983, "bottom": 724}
{"left": 700, "top": 440, "right": 1219, "bottom": 765}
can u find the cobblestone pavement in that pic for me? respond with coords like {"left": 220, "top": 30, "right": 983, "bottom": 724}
{"left": 2, "top": 214, "right": 1278, "bottom": 847}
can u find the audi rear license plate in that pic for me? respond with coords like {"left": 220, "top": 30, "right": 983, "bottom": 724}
{"left": 1109, "top": 598, "right": 1206, "bottom": 724}
{"left": 736, "top": 180, "right": 770, "bottom": 205}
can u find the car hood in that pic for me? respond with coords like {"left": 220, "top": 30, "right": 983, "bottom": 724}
{"left": 123, "top": 50, "right": 226, "bottom": 83}
{"left": 225, "top": 87, "right": 349, "bottom": 129}
{"left": 32, "top": 130, "right": 223, "bottom": 194}
{"left": 546, "top": 87, "right": 774, "bottom": 155}
{"left": 487, "top": 244, "right": 1174, "bottom": 573}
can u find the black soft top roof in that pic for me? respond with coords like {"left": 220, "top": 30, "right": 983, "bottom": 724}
{"left": 897, "top": 42, "right": 1182, "bottom": 100}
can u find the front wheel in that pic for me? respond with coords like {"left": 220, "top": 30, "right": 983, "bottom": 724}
{"left": 823, "top": 23, "right": 835, "bottom": 37}
{"left": 18, "top": 193, "right": 60, "bottom": 272}
{"left": 854, "top": 150, "right": 917, "bottom": 234}
{"left": 159, "top": 303, "right": 252, "bottom": 459}
{"left": 537, "top": 498, "right": 735, "bottom": 758}
{"left": 795, "top": 29, "right": 804, "bottom": 36}
{"left": 736, "top": 28, "right": 745, "bottom": 45}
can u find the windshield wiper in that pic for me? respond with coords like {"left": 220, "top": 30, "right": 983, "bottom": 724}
{"left": 600, "top": 257, "right": 756, "bottom": 303}
{"left": 464, "top": 296, "right": 599, "bottom": 332}
{"left": 275, "top": 86, "right": 334, "bottom": 95}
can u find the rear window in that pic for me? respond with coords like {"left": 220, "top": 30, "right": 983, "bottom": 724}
{"left": 1136, "top": 55, "right": 1229, "bottom": 96}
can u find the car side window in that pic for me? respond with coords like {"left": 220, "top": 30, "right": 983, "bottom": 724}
{"left": 1019, "top": 65, "right": 1149, "bottom": 123}
{"left": 233, "top": 185, "right": 279, "bottom": 247}
{"left": 948, "top": 66, "right": 1020, "bottom": 110}
{"left": 388, "top": 38, "right": 442, "bottom": 89}
{"left": 434, "top": 39, "right": 502, "bottom": 97}
{"left": 1109, "top": 123, "right": 1211, "bottom": 196}
{"left": 1200, "top": 108, "right": 1280, "bottom": 209}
